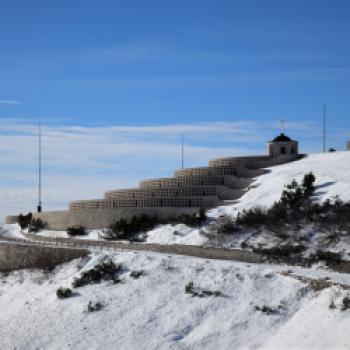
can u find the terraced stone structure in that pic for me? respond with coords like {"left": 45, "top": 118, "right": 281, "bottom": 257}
{"left": 6, "top": 133, "right": 302, "bottom": 230}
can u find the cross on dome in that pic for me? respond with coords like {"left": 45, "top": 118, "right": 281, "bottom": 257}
{"left": 280, "top": 116, "right": 286, "bottom": 134}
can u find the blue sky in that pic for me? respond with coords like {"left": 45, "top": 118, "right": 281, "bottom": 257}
{"left": 1, "top": 0, "right": 350, "bottom": 219}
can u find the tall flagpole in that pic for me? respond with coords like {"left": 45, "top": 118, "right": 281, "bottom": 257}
{"left": 38, "top": 123, "right": 42, "bottom": 213}
{"left": 181, "top": 134, "right": 184, "bottom": 169}
{"left": 323, "top": 102, "right": 326, "bottom": 153}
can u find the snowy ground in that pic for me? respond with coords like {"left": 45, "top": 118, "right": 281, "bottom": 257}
{"left": 209, "top": 151, "right": 350, "bottom": 218}
{"left": 1, "top": 250, "right": 350, "bottom": 350}
{"left": 1, "top": 152, "right": 350, "bottom": 349}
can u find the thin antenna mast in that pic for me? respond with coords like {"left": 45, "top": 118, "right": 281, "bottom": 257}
{"left": 323, "top": 102, "right": 326, "bottom": 153}
{"left": 38, "top": 123, "right": 42, "bottom": 213}
{"left": 280, "top": 116, "right": 285, "bottom": 134}
{"left": 181, "top": 134, "right": 184, "bottom": 169}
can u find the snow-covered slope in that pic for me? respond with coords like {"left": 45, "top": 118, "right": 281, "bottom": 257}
{"left": 210, "top": 151, "right": 350, "bottom": 218}
{"left": 146, "top": 152, "right": 350, "bottom": 245}
{"left": 2, "top": 152, "right": 350, "bottom": 349}
{"left": 1, "top": 251, "right": 349, "bottom": 350}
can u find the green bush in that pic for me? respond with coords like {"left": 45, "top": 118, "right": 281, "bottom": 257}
{"left": 18, "top": 213, "right": 32, "bottom": 229}
{"left": 72, "top": 259, "right": 122, "bottom": 288}
{"left": 255, "top": 305, "right": 281, "bottom": 315}
{"left": 341, "top": 296, "right": 350, "bottom": 311}
{"left": 216, "top": 216, "right": 237, "bottom": 234}
{"left": 87, "top": 301, "right": 102, "bottom": 313}
{"left": 169, "top": 209, "right": 207, "bottom": 227}
{"left": 56, "top": 287, "right": 73, "bottom": 299}
{"left": 185, "top": 281, "right": 194, "bottom": 294}
{"left": 184, "top": 281, "right": 221, "bottom": 297}
{"left": 236, "top": 207, "right": 268, "bottom": 227}
{"left": 67, "top": 226, "right": 86, "bottom": 236}
{"left": 28, "top": 218, "right": 47, "bottom": 232}
{"left": 109, "top": 214, "right": 159, "bottom": 241}
{"left": 130, "top": 270, "right": 145, "bottom": 279}
{"left": 313, "top": 250, "right": 342, "bottom": 264}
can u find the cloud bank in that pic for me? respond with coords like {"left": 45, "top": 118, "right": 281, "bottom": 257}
{"left": 0, "top": 100, "right": 21, "bottom": 105}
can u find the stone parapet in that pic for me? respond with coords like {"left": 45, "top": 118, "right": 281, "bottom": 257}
{"left": 174, "top": 166, "right": 239, "bottom": 177}
{"left": 106, "top": 185, "right": 245, "bottom": 201}
{"left": 208, "top": 156, "right": 270, "bottom": 168}
{"left": 139, "top": 175, "right": 253, "bottom": 190}
{"left": 105, "top": 186, "right": 220, "bottom": 199}
{"left": 70, "top": 195, "right": 220, "bottom": 211}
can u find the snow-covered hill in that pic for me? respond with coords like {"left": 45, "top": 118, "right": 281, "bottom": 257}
{"left": 1, "top": 152, "right": 350, "bottom": 349}
{"left": 1, "top": 251, "right": 350, "bottom": 350}
{"left": 210, "top": 151, "right": 350, "bottom": 217}
{"left": 147, "top": 152, "right": 350, "bottom": 246}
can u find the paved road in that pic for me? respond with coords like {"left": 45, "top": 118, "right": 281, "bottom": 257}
{"left": 20, "top": 232, "right": 265, "bottom": 264}
{"left": 2, "top": 232, "right": 350, "bottom": 274}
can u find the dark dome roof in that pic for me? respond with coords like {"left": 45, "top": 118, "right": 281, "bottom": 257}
{"left": 272, "top": 133, "right": 292, "bottom": 142}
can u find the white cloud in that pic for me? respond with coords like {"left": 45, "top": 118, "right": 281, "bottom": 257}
{"left": 0, "top": 100, "right": 21, "bottom": 105}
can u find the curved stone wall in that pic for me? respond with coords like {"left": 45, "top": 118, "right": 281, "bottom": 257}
{"left": 105, "top": 186, "right": 219, "bottom": 199}
{"left": 105, "top": 185, "right": 246, "bottom": 202}
{"left": 208, "top": 156, "right": 270, "bottom": 168}
{"left": 174, "top": 166, "right": 238, "bottom": 177}
{"left": 70, "top": 195, "right": 220, "bottom": 211}
{"left": 6, "top": 146, "right": 303, "bottom": 230}
{"left": 140, "top": 175, "right": 224, "bottom": 188}
{"left": 139, "top": 175, "right": 253, "bottom": 191}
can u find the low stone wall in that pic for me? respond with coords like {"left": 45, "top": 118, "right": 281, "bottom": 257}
{"left": 5, "top": 216, "right": 18, "bottom": 224}
{"left": 29, "top": 207, "right": 200, "bottom": 230}
{"left": 0, "top": 242, "right": 88, "bottom": 272}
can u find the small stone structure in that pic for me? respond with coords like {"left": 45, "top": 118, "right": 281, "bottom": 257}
{"left": 347, "top": 141, "right": 350, "bottom": 151}
{"left": 6, "top": 133, "right": 303, "bottom": 230}
{"left": 266, "top": 133, "right": 298, "bottom": 157}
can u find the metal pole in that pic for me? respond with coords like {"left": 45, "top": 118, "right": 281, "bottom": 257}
{"left": 181, "top": 134, "right": 184, "bottom": 169}
{"left": 323, "top": 102, "right": 326, "bottom": 153}
{"left": 38, "top": 123, "right": 42, "bottom": 212}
